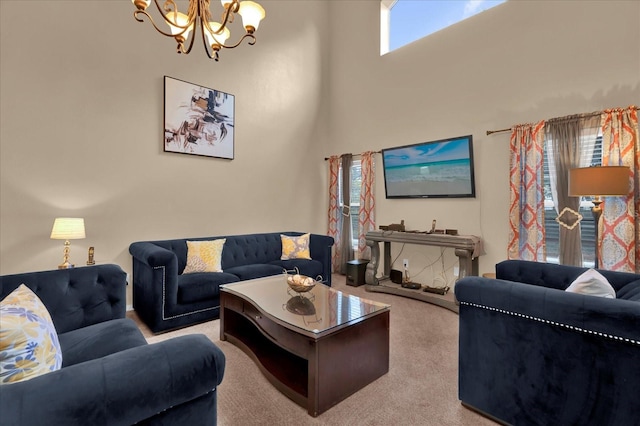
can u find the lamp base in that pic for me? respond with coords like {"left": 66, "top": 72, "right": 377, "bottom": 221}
{"left": 591, "top": 198, "right": 603, "bottom": 269}
{"left": 58, "top": 262, "right": 75, "bottom": 269}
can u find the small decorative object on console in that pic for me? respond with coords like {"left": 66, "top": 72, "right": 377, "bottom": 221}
{"left": 379, "top": 220, "right": 405, "bottom": 232}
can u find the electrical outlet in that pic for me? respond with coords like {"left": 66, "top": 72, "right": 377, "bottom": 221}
{"left": 453, "top": 266, "right": 459, "bottom": 277}
{"left": 403, "top": 259, "right": 409, "bottom": 269}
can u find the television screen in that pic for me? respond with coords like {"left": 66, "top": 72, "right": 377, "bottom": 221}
{"left": 382, "top": 135, "right": 476, "bottom": 199}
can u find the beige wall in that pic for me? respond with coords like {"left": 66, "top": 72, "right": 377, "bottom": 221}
{"left": 1, "top": 1, "right": 639, "bottom": 301}
{"left": 326, "top": 0, "right": 640, "bottom": 284}
{"left": 0, "top": 1, "right": 330, "bottom": 306}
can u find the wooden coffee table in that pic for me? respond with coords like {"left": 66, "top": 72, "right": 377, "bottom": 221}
{"left": 220, "top": 275, "right": 390, "bottom": 417}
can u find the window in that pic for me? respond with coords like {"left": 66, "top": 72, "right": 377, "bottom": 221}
{"left": 543, "top": 136, "right": 602, "bottom": 266}
{"left": 338, "top": 160, "right": 361, "bottom": 251}
{"left": 381, "top": 0, "right": 507, "bottom": 54}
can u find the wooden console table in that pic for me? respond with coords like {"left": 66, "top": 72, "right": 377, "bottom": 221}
{"left": 364, "top": 231, "right": 482, "bottom": 313}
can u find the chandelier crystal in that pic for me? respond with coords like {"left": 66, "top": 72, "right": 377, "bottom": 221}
{"left": 132, "top": 0, "right": 265, "bottom": 61}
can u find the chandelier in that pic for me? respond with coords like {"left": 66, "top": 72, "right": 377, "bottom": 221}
{"left": 132, "top": 0, "right": 266, "bottom": 61}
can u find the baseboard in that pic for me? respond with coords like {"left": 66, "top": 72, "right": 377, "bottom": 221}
{"left": 126, "top": 304, "right": 133, "bottom": 311}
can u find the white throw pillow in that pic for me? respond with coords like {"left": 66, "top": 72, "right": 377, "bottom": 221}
{"left": 565, "top": 269, "right": 616, "bottom": 298}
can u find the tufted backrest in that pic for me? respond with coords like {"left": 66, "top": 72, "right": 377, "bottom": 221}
{"left": 0, "top": 264, "right": 127, "bottom": 334}
{"left": 496, "top": 260, "right": 640, "bottom": 299}
{"left": 145, "top": 232, "right": 307, "bottom": 274}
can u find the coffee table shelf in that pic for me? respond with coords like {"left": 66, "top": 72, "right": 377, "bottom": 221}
{"left": 223, "top": 308, "right": 308, "bottom": 401}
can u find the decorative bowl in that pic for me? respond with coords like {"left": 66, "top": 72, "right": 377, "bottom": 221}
{"left": 286, "top": 274, "right": 316, "bottom": 293}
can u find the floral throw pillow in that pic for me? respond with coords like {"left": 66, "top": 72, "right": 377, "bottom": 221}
{"left": 183, "top": 239, "right": 226, "bottom": 274}
{"left": 281, "top": 233, "right": 312, "bottom": 260}
{"left": 0, "top": 284, "right": 63, "bottom": 384}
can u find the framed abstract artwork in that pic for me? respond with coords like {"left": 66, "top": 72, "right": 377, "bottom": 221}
{"left": 164, "top": 76, "right": 235, "bottom": 159}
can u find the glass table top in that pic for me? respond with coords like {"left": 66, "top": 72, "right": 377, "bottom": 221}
{"left": 221, "top": 275, "right": 390, "bottom": 336}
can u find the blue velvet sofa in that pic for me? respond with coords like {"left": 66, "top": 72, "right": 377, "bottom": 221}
{"left": 0, "top": 264, "right": 226, "bottom": 426}
{"left": 129, "top": 231, "right": 334, "bottom": 333}
{"left": 455, "top": 260, "right": 640, "bottom": 426}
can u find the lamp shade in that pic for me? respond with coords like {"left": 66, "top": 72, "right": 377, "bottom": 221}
{"left": 205, "top": 22, "right": 231, "bottom": 46}
{"left": 166, "top": 11, "right": 193, "bottom": 37}
{"left": 569, "top": 166, "right": 630, "bottom": 197}
{"left": 238, "top": 1, "right": 265, "bottom": 31}
{"left": 50, "top": 218, "right": 86, "bottom": 240}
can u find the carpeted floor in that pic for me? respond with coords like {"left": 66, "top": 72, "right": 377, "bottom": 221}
{"left": 128, "top": 275, "right": 497, "bottom": 425}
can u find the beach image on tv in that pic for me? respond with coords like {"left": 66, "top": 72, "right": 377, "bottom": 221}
{"left": 383, "top": 137, "right": 473, "bottom": 197}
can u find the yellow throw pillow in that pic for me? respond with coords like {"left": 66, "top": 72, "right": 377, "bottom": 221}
{"left": 183, "top": 239, "right": 226, "bottom": 274}
{"left": 281, "top": 233, "right": 311, "bottom": 260}
{"left": 0, "top": 284, "right": 63, "bottom": 384}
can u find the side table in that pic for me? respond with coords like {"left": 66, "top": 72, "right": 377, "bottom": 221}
{"left": 346, "top": 259, "right": 368, "bottom": 287}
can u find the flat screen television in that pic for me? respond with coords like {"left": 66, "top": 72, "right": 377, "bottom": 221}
{"left": 382, "top": 135, "right": 476, "bottom": 199}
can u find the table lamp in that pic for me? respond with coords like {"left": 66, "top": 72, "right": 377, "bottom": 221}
{"left": 568, "top": 166, "right": 630, "bottom": 268}
{"left": 50, "top": 217, "right": 86, "bottom": 269}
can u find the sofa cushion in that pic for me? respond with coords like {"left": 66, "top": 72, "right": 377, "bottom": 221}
{"left": 617, "top": 279, "right": 640, "bottom": 302}
{"left": 58, "top": 318, "right": 147, "bottom": 367}
{"left": 270, "top": 259, "right": 325, "bottom": 282}
{"left": 565, "top": 269, "right": 615, "bottom": 298}
{"left": 224, "top": 264, "right": 284, "bottom": 281}
{"left": 183, "top": 239, "right": 226, "bottom": 274}
{"left": 0, "top": 284, "right": 63, "bottom": 384}
{"left": 280, "top": 233, "right": 311, "bottom": 260}
{"left": 178, "top": 272, "right": 240, "bottom": 304}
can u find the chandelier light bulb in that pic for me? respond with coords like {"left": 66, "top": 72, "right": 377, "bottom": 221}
{"left": 166, "top": 11, "right": 193, "bottom": 38}
{"left": 206, "top": 22, "right": 231, "bottom": 48}
{"left": 238, "top": 1, "right": 266, "bottom": 33}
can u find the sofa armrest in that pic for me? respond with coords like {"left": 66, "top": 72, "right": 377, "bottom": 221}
{"left": 309, "top": 234, "right": 335, "bottom": 285}
{"left": 129, "top": 242, "right": 178, "bottom": 269}
{"left": 129, "top": 242, "right": 180, "bottom": 324}
{"left": 0, "top": 334, "right": 225, "bottom": 426}
{"left": 455, "top": 276, "right": 640, "bottom": 343}
{"left": 455, "top": 275, "right": 640, "bottom": 425}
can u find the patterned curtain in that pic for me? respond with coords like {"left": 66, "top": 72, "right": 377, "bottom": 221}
{"left": 508, "top": 121, "right": 546, "bottom": 261}
{"left": 600, "top": 106, "right": 640, "bottom": 272}
{"left": 357, "top": 151, "right": 376, "bottom": 259}
{"left": 327, "top": 156, "right": 341, "bottom": 272}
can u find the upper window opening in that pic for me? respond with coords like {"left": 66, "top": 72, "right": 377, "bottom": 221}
{"left": 381, "top": 0, "right": 507, "bottom": 55}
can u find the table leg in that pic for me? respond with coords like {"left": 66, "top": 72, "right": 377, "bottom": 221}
{"left": 365, "top": 239, "right": 379, "bottom": 285}
{"left": 454, "top": 248, "right": 478, "bottom": 280}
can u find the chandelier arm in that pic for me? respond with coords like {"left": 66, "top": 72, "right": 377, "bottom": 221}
{"left": 218, "top": 33, "right": 257, "bottom": 49}
{"left": 154, "top": 0, "right": 194, "bottom": 38}
{"left": 180, "top": 22, "right": 198, "bottom": 54}
{"left": 216, "top": 1, "right": 238, "bottom": 34}
{"left": 199, "top": 26, "right": 218, "bottom": 61}
{"left": 157, "top": 0, "right": 178, "bottom": 15}
{"left": 133, "top": 10, "right": 179, "bottom": 38}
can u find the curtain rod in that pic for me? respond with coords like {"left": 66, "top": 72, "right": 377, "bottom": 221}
{"left": 324, "top": 150, "right": 381, "bottom": 161}
{"left": 486, "top": 106, "right": 640, "bottom": 136}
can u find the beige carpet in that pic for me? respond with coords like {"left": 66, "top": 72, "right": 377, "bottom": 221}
{"left": 129, "top": 275, "right": 497, "bottom": 426}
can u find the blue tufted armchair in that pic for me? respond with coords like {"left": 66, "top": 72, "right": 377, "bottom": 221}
{"left": 0, "top": 264, "right": 225, "bottom": 426}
